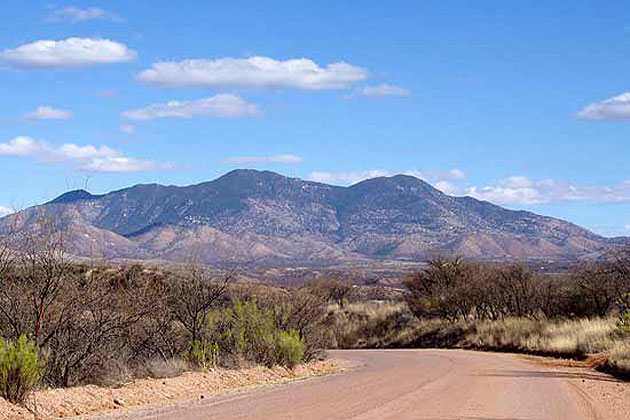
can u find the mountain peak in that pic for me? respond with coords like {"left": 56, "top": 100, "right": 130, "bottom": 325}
{"left": 4, "top": 170, "right": 616, "bottom": 265}
{"left": 48, "top": 189, "right": 102, "bottom": 204}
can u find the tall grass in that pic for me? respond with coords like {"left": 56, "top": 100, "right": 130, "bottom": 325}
{"left": 467, "top": 317, "right": 617, "bottom": 357}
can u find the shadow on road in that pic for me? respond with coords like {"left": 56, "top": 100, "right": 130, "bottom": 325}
{"left": 473, "top": 369, "right": 621, "bottom": 383}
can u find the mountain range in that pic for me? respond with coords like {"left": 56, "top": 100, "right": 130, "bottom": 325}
{"left": 0, "top": 169, "right": 623, "bottom": 265}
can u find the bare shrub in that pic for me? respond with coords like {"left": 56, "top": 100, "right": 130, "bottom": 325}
{"left": 306, "top": 277, "right": 354, "bottom": 308}
{"left": 142, "top": 358, "right": 189, "bottom": 379}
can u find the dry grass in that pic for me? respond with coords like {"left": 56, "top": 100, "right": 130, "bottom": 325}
{"left": 329, "top": 302, "right": 630, "bottom": 378}
{"left": 468, "top": 317, "right": 617, "bottom": 357}
{"left": 606, "top": 341, "right": 630, "bottom": 377}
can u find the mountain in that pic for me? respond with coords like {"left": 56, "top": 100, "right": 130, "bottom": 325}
{"left": 0, "top": 169, "right": 621, "bottom": 265}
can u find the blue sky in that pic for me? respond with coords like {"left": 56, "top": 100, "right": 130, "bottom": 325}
{"left": 0, "top": 1, "right": 629, "bottom": 236}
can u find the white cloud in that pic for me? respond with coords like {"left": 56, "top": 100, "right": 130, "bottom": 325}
{"left": 122, "top": 94, "right": 260, "bottom": 121}
{"left": 137, "top": 56, "right": 369, "bottom": 90}
{"left": 0, "top": 136, "right": 175, "bottom": 173}
{"left": 80, "top": 157, "right": 175, "bottom": 173}
{"left": 46, "top": 6, "right": 124, "bottom": 23}
{"left": 120, "top": 125, "right": 135, "bottom": 134}
{"left": 222, "top": 154, "right": 303, "bottom": 165}
{"left": 307, "top": 170, "right": 392, "bottom": 185}
{"left": 466, "top": 176, "right": 630, "bottom": 205}
{"left": 434, "top": 180, "right": 460, "bottom": 195}
{"left": 439, "top": 168, "right": 466, "bottom": 180}
{"left": 307, "top": 167, "right": 630, "bottom": 206}
{"left": 2, "top": 37, "right": 136, "bottom": 69}
{"left": 577, "top": 93, "right": 630, "bottom": 121}
{"left": 361, "top": 84, "right": 411, "bottom": 97}
{"left": 591, "top": 224, "right": 630, "bottom": 238}
{"left": 0, "top": 137, "right": 48, "bottom": 156}
{"left": 307, "top": 168, "right": 464, "bottom": 188}
{"left": 0, "top": 206, "right": 13, "bottom": 218}
{"left": 22, "top": 106, "right": 73, "bottom": 120}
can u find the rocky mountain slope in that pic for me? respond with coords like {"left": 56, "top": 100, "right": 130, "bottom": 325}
{"left": 0, "top": 170, "right": 620, "bottom": 265}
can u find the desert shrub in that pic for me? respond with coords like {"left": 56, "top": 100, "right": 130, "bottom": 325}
{"left": 275, "top": 330, "right": 304, "bottom": 369}
{"left": 141, "top": 358, "right": 188, "bottom": 379}
{"left": 185, "top": 340, "right": 220, "bottom": 368}
{"left": 207, "top": 300, "right": 311, "bottom": 368}
{"left": 0, "top": 335, "right": 45, "bottom": 404}
{"left": 616, "top": 307, "right": 630, "bottom": 337}
{"left": 305, "top": 277, "right": 354, "bottom": 308}
{"left": 403, "top": 256, "right": 479, "bottom": 320}
{"left": 266, "top": 288, "right": 329, "bottom": 360}
{"left": 226, "top": 300, "right": 278, "bottom": 367}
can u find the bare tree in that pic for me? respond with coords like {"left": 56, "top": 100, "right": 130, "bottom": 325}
{"left": 168, "top": 261, "right": 232, "bottom": 344}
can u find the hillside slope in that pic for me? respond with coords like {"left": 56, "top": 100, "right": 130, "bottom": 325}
{"left": 0, "top": 170, "right": 618, "bottom": 265}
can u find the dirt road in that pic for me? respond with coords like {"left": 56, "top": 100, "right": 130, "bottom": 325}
{"left": 111, "top": 349, "right": 615, "bottom": 420}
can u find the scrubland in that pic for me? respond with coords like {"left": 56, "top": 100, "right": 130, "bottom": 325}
{"left": 0, "top": 222, "right": 628, "bottom": 415}
{"left": 327, "top": 252, "right": 630, "bottom": 378}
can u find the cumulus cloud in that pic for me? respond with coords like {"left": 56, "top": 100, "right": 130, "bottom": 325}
{"left": 137, "top": 56, "right": 368, "bottom": 90}
{"left": 0, "top": 137, "right": 48, "bottom": 156}
{"left": 122, "top": 94, "right": 260, "bottom": 121}
{"left": 0, "top": 206, "right": 13, "bottom": 218}
{"left": 577, "top": 93, "right": 630, "bottom": 121}
{"left": 466, "top": 176, "right": 630, "bottom": 205}
{"left": 22, "top": 106, "right": 73, "bottom": 120}
{"left": 361, "top": 84, "right": 411, "bottom": 97}
{"left": 0, "top": 136, "right": 175, "bottom": 173}
{"left": 222, "top": 154, "right": 303, "bottom": 165}
{"left": 46, "top": 6, "right": 124, "bottom": 23}
{"left": 2, "top": 37, "right": 136, "bottom": 69}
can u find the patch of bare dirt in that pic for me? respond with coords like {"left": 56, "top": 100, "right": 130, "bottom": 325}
{"left": 0, "top": 359, "right": 352, "bottom": 420}
{"left": 519, "top": 354, "right": 630, "bottom": 419}
{"left": 0, "top": 397, "right": 32, "bottom": 420}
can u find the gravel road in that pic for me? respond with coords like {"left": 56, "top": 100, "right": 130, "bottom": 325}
{"left": 111, "top": 349, "right": 616, "bottom": 420}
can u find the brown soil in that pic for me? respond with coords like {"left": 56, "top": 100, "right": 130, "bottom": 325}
{"left": 520, "top": 353, "right": 630, "bottom": 419}
{"left": 0, "top": 359, "right": 352, "bottom": 420}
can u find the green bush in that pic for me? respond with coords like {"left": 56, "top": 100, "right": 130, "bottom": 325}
{"left": 276, "top": 330, "right": 305, "bottom": 369}
{"left": 214, "top": 301, "right": 306, "bottom": 368}
{"left": 185, "top": 340, "right": 219, "bottom": 368}
{"left": 0, "top": 335, "right": 45, "bottom": 404}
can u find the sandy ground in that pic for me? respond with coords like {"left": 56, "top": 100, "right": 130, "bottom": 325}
{"left": 520, "top": 354, "right": 630, "bottom": 420}
{"left": 95, "top": 349, "right": 630, "bottom": 420}
{"left": 0, "top": 359, "right": 351, "bottom": 420}
{"left": 1, "top": 350, "right": 628, "bottom": 420}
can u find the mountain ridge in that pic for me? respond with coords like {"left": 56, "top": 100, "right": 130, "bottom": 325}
{"left": 0, "top": 169, "right": 621, "bottom": 265}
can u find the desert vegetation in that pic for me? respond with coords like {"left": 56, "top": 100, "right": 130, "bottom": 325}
{"left": 0, "top": 218, "right": 628, "bottom": 407}
{"left": 328, "top": 250, "right": 630, "bottom": 378}
{"left": 0, "top": 225, "right": 331, "bottom": 405}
